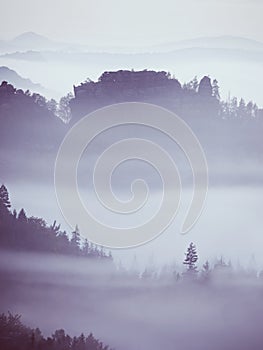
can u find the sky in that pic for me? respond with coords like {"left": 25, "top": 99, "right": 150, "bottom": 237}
{"left": 0, "top": 0, "right": 262, "bottom": 47}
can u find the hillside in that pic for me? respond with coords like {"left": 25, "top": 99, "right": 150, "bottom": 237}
{"left": 0, "top": 66, "right": 46, "bottom": 93}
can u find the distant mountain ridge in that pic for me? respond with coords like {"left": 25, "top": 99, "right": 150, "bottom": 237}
{"left": 2, "top": 47, "right": 263, "bottom": 63}
{"left": 0, "top": 66, "right": 46, "bottom": 94}
{"left": 11, "top": 32, "right": 52, "bottom": 46}
{"left": 149, "top": 36, "right": 263, "bottom": 53}
{"left": 0, "top": 32, "right": 262, "bottom": 106}
{"left": 0, "top": 32, "right": 263, "bottom": 54}
{"left": 0, "top": 32, "right": 70, "bottom": 53}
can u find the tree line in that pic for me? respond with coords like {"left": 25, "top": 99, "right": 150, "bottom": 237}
{"left": 2, "top": 184, "right": 263, "bottom": 281}
{"left": 0, "top": 81, "right": 72, "bottom": 122}
{"left": 0, "top": 185, "right": 112, "bottom": 260}
{"left": 0, "top": 312, "right": 112, "bottom": 350}
{"left": 135, "top": 241, "right": 262, "bottom": 284}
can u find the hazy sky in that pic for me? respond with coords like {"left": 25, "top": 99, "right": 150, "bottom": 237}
{"left": 0, "top": 0, "right": 262, "bottom": 47}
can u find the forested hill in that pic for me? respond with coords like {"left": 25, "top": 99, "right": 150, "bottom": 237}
{"left": 70, "top": 69, "right": 262, "bottom": 121}
{"left": 0, "top": 312, "right": 112, "bottom": 350}
{"left": 0, "top": 80, "right": 70, "bottom": 181}
{"left": 0, "top": 81, "right": 67, "bottom": 152}
{"left": 68, "top": 70, "right": 263, "bottom": 184}
{"left": 1, "top": 70, "right": 263, "bottom": 184}
{"left": 0, "top": 184, "right": 112, "bottom": 260}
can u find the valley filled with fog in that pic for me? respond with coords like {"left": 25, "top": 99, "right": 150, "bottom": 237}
{"left": 1, "top": 30, "right": 263, "bottom": 350}
{"left": 1, "top": 250, "right": 263, "bottom": 350}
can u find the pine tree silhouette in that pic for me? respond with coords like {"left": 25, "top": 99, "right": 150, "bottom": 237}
{"left": 183, "top": 242, "right": 198, "bottom": 273}
{"left": 0, "top": 185, "right": 11, "bottom": 217}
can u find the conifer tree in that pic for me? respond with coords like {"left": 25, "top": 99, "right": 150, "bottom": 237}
{"left": 82, "top": 238, "right": 90, "bottom": 256}
{"left": 18, "top": 208, "right": 27, "bottom": 223}
{"left": 0, "top": 185, "right": 11, "bottom": 216}
{"left": 212, "top": 79, "right": 220, "bottom": 100}
{"left": 201, "top": 260, "right": 210, "bottom": 281}
{"left": 71, "top": 225, "right": 81, "bottom": 252}
{"left": 183, "top": 242, "right": 198, "bottom": 273}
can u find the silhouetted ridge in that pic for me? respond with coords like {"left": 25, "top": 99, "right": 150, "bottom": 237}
{"left": 0, "top": 184, "right": 112, "bottom": 260}
{"left": 0, "top": 312, "right": 112, "bottom": 350}
{"left": 0, "top": 66, "right": 45, "bottom": 93}
{"left": 71, "top": 70, "right": 183, "bottom": 118}
{"left": 0, "top": 81, "right": 67, "bottom": 151}
{"left": 70, "top": 69, "right": 261, "bottom": 122}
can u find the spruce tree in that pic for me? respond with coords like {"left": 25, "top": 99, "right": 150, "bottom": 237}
{"left": 212, "top": 79, "right": 220, "bottom": 100}
{"left": 71, "top": 225, "right": 81, "bottom": 253}
{"left": 183, "top": 242, "right": 198, "bottom": 273}
{"left": 18, "top": 208, "right": 27, "bottom": 223}
{"left": 201, "top": 260, "right": 210, "bottom": 281}
{"left": 0, "top": 185, "right": 11, "bottom": 216}
{"left": 82, "top": 238, "right": 90, "bottom": 256}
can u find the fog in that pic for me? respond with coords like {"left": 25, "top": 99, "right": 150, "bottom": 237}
{"left": 1, "top": 250, "right": 263, "bottom": 350}
{"left": 1, "top": 47, "right": 262, "bottom": 105}
{"left": 4, "top": 178, "right": 263, "bottom": 270}
{"left": 2, "top": 118, "right": 263, "bottom": 267}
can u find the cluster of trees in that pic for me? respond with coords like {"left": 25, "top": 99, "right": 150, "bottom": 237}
{"left": 0, "top": 312, "right": 111, "bottom": 350}
{"left": 183, "top": 75, "right": 260, "bottom": 119}
{"left": 0, "top": 81, "right": 72, "bottom": 122}
{"left": 181, "top": 242, "right": 230, "bottom": 282}
{"left": 0, "top": 185, "right": 112, "bottom": 260}
{"left": 136, "top": 242, "right": 261, "bottom": 284}
{"left": 0, "top": 81, "right": 67, "bottom": 153}
{"left": 174, "top": 75, "right": 261, "bottom": 121}
{"left": 220, "top": 96, "right": 258, "bottom": 119}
